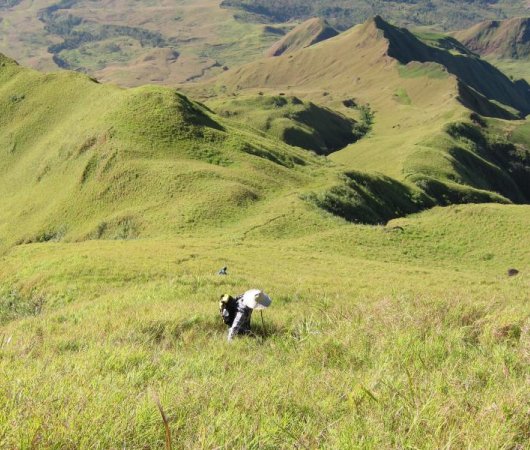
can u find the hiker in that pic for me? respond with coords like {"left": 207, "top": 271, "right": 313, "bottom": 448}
{"left": 219, "top": 289, "right": 272, "bottom": 341}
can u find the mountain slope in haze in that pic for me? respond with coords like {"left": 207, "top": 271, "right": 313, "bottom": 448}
{"left": 265, "top": 18, "right": 338, "bottom": 57}
{"left": 221, "top": 0, "right": 529, "bottom": 31}
{"left": 453, "top": 17, "right": 530, "bottom": 59}
{"left": 0, "top": 0, "right": 284, "bottom": 87}
{"left": 2, "top": 0, "right": 530, "bottom": 87}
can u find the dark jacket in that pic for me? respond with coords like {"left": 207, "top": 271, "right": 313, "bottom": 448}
{"left": 227, "top": 297, "right": 253, "bottom": 341}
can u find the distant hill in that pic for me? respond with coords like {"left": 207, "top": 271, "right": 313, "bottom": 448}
{"left": 453, "top": 17, "right": 530, "bottom": 59}
{"left": 213, "top": 16, "right": 530, "bottom": 119}
{"left": 0, "top": 0, "right": 283, "bottom": 87}
{"left": 265, "top": 18, "right": 338, "bottom": 57}
{"left": 221, "top": 0, "right": 529, "bottom": 31}
{"left": 1, "top": 0, "right": 530, "bottom": 86}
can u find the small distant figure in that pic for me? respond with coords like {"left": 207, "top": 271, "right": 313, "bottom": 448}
{"left": 219, "top": 289, "right": 272, "bottom": 341}
{"left": 218, "top": 266, "right": 228, "bottom": 275}
{"left": 507, "top": 268, "right": 519, "bottom": 277}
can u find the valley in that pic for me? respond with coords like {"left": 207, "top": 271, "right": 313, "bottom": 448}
{"left": 0, "top": 6, "right": 529, "bottom": 449}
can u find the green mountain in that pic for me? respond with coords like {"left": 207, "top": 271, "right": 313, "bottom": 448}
{"left": 0, "top": 52, "right": 324, "bottom": 248}
{"left": 2, "top": 15, "right": 529, "bottom": 243}
{"left": 197, "top": 17, "right": 530, "bottom": 210}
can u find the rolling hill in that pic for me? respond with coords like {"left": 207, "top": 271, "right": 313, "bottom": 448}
{"left": 0, "top": 52, "right": 328, "bottom": 249}
{"left": 1, "top": 0, "right": 530, "bottom": 87}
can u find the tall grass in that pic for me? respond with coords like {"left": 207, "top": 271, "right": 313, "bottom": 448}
{"left": 0, "top": 204, "right": 528, "bottom": 448}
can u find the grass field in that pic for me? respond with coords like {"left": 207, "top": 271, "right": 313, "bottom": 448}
{"left": 0, "top": 204, "right": 529, "bottom": 448}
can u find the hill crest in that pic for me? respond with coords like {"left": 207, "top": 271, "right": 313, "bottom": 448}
{"left": 265, "top": 18, "right": 339, "bottom": 57}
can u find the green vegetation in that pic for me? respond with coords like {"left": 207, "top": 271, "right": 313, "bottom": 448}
{"left": 208, "top": 95, "right": 366, "bottom": 154}
{"left": 393, "top": 87, "right": 412, "bottom": 105}
{"left": 0, "top": 204, "right": 528, "bottom": 447}
{"left": 1, "top": 12, "right": 530, "bottom": 447}
{"left": 397, "top": 61, "right": 449, "bottom": 79}
{"left": 303, "top": 170, "right": 431, "bottom": 224}
{"left": 0, "top": 58, "right": 321, "bottom": 249}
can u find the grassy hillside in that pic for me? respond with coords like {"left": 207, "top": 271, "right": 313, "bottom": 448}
{"left": 190, "top": 17, "right": 530, "bottom": 209}
{"left": 208, "top": 94, "right": 366, "bottom": 154}
{"left": 0, "top": 16, "right": 529, "bottom": 447}
{"left": 0, "top": 203, "right": 528, "bottom": 448}
{"left": 0, "top": 53, "right": 331, "bottom": 250}
{"left": 265, "top": 17, "right": 338, "bottom": 57}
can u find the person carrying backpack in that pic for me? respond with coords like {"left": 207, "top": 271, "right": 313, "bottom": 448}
{"left": 219, "top": 289, "right": 272, "bottom": 341}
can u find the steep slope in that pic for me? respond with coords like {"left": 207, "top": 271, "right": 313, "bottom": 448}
{"left": 212, "top": 16, "right": 530, "bottom": 118}
{"left": 265, "top": 18, "right": 338, "bottom": 57}
{"left": 453, "top": 17, "right": 530, "bottom": 59}
{"left": 0, "top": 53, "right": 324, "bottom": 247}
{"left": 189, "top": 17, "right": 530, "bottom": 209}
